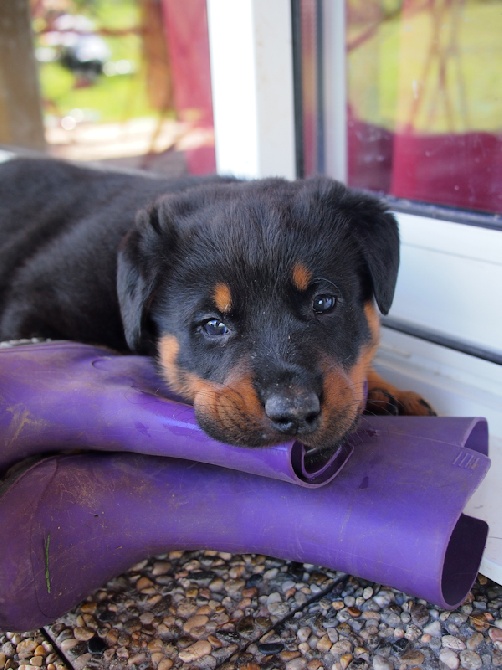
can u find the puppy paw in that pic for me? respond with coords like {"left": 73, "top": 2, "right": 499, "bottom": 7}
{"left": 392, "top": 390, "right": 437, "bottom": 416}
{"left": 366, "top": 371, "right": 436, "bottom": 416}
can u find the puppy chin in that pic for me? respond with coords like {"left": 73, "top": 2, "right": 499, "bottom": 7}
{"left": 193, "top": 408, "right": 288, "bottom": 448}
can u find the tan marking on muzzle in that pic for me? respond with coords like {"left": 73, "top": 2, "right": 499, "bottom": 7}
{"left": 158, "top": 334, "right": 214, "bottom": 402}
{"left": 300, "top": 300, "right": 381, "bottom": 448}
{"left": 158, "top": 335, "right": 270, "bottom": 445}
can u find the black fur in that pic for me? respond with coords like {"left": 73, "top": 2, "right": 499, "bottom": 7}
{"left": 0, "top": 158, "right": 399, "bottom": 449}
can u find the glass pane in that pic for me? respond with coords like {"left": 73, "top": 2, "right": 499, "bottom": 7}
{"left": 29, "top": 0, "right": 215, "bottom": 175}
{"left": 346, "top": 0, "right": 502, "bottom": 216}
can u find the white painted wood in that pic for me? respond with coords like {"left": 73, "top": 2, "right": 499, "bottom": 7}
{"left": 322, "top": 0, "right": 348, "bottom": 182}
{"left": 392, "top": 213, "right": 502, "bottom": 356}
{"left": 376, "top": 329, "right": 502, "bottom": 434}
{"left": 375, "top": 328, "right": 502, "bottom": 584}
{"left": 469, "top": 437, "right": 502, "bottom": 586}
{"left": 0, "top": 149, "right": 14, "bottom": 163}
{"left": 206, "top": 0, "right": 296, "bottom": 179}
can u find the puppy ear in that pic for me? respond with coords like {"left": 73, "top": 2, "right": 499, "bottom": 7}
{"left": 117, "top": 202, "right": 178, "bottom": 353}
{"left": 310, "top": 179, "right": 399, "bottom": 315}
{"left": 353, "top": 206, "right": 399, "bottom": 315}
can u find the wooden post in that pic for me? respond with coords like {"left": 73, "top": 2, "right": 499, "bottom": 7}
{"left": 0, "top": 0, "right": 45, "bottom": 150}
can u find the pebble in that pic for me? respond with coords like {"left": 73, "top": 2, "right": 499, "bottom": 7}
{"left": 268, "top": 602, "right": 291, "bottom": 617}
{"left": 296, "top": 591, "right": 308, "bottom": 606}
{"left": 442, "top": 634, "right": 466, "bottom": 650}
{"left": 152, "top": 560, "right": 172, "bottom": 576}
{"left": 471, "top": 612, "right": 490, "bottom": 631}
{"left": 439, "top": 648, "right": 460, "bottom": 669}
{"left": 316, "top": 635, "right": 332, "bottom": 652}
{"left": 16, "top": 640, "right": 38, "bottom": 658}
{"left": 382, "top": 612, "right": 401, "bottom": 627}
{"left": 87, "top": 635, "right": 107, "bottom": 654}
{"left": 209, "top": 577, "right": 224, "bottom": 592}
{"left": 178, "top": 639, "right": 211, "bottom": 662}
{"left": 59, "top": 638, "right": 81, "bottom": 654}
{"left": 400, "top": 649, "right": 425, "bottom": 665}
{"left": 136, "top": 576, "right": 154, "bottom": 592}
{"left": 423, "top": 620, "right": 441, "bottom": 637}
{"left": 339, "top": 653, "right": 353, "bottom": 669}
{"left": 297, "top": 627, "right": 312, "bottom": 643}
{"left": 226, "top": 578, "right": 245, "bottom": 594}
{"left": 183, "top": 614, "right": 209, "bottom": 633}
{"left": 467, "top": 632, "right": 484, "bottom": 650}
{"left": 331, "top": 639, "right": 352, "bottom": 656}
{"left": 285, "top": 659, "right": 307, "bottom": 670}
{"left": 460, "top": 649, "right": 483, "bottom": 670}
{"left": 257, "top": 642, "right": 285, "bottom": 655}
{"left": 393, "top": 627, "right": 405, "bottom": 639}
{"left": 73, "top": 627, "right": 95, "bottom": 641}
{"left": 266, "top": 592, "right": 282, "bottom": 605}
{"left": 2, "top": 546, "right": 502, "bottom": 670}
{"left": 410, "top": 602, "right": 430, "bottom": 626}
{"left": 80, "top": 601, "right": 97, "bottom": 614}
{"left": 372, "top": 656, "right": 393, "bottom": 670}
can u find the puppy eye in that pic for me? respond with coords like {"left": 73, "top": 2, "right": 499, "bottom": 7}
{"left": 201, "top": 318, "right": 230, "bottom": 337}
{"left": 312, "top": 294, "right": 337, "bottom": 314}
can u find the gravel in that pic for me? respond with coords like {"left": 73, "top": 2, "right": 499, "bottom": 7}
{"left": 1, "top": 552, "right": 502, "bottom": 669}
{"left": 1, "top": 339, "right": 501, "bottom": 668}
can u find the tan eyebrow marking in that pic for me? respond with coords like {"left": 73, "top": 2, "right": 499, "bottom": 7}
{"left": 292, "top": 263, "right": 312, "bottom": 291}
{"left": 213, "top": 282, "right": 232, "bottom": 313}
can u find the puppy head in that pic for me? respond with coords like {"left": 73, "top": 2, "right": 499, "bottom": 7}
{"left": 117, "top": 177, "right": 398, "bottom": 451}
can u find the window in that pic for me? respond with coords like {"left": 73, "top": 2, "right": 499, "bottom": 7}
{"left": 207, "top": 0, "right": 502, "bottom": 585}
{"left": 345, "top": 0, "right": 502, "bottom": 219}
{"left": 0, "top": 0, "right": 216, "bottom": 175}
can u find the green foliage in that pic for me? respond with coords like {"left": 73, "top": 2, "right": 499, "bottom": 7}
{"left": 39, "top": 62, "right": 154, "bottom": 124}
{"left": 36, "top": 0, "right": 160, "bottom": 124}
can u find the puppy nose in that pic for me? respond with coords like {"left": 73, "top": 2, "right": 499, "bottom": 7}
{"left": 265, "top": 392, "right": 321, "bottom": 435}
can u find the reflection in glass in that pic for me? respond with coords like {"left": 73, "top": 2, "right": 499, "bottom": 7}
{"left": 346, "top": 0, "right": 502, "bottom": 215}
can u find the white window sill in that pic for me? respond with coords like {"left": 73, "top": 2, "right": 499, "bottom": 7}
{"left": 376, "top": 326, "right": 502, "bottom": 584}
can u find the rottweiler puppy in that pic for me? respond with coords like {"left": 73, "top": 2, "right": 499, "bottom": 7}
{"left": 0, "top": 157, "right": 434, "bottom": 452}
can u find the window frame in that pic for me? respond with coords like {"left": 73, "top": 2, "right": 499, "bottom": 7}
{"left": 206, "top": 0, "right": 502, "bottom": 583}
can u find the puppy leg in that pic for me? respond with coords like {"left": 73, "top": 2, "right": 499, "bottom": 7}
{"left": 366, "top": 368, "right": 436, "bottom": 416}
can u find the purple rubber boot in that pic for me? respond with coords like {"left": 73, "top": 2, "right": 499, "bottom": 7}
{"left": 0, "top": 413, "right": 489, "bottom": 632}
{"left": 0, "top": 342, "right": 353, "bottom": 486}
